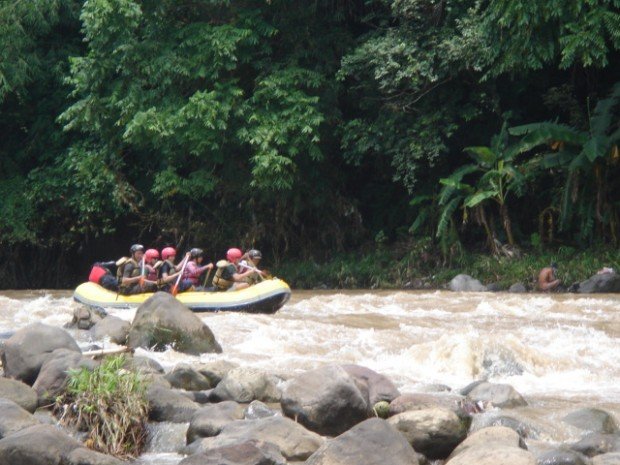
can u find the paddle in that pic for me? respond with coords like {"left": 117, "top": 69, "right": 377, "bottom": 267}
{"left": 139, "top": 257, "right": 146, "bottom": 287}
{"left": 203, "top": 265, "right": 215, "bottom": 288}
{"left": 172, "top": 255, "right": 190, "bottom": 296}
{"left": 238, "top": 262, "right": 267, "bottom": 281}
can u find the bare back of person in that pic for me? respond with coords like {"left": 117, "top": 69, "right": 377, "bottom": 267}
{"left": 538, "top": 266, "right": 561, "bottom": 291}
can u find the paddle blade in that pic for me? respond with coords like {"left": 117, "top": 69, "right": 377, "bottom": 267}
{"left": 171, "top": 285, "right": 179, "bottom": 296}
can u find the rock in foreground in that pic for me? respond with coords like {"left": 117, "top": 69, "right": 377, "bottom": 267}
{"left": 127, "top": 292, "right": 222, "bottom": 355}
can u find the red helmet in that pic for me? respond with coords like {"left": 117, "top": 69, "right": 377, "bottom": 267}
{"left": 226, "top": 248, "right": 243, "bottom": 261}
{"left": 161, "top": 247, "right": 176, "bottom": 260}
{"left": 145, "top": 249, "right": 160, "bottom": 261}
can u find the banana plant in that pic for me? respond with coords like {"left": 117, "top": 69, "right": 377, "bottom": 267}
{"left": 509, "top": 81, "right": 620, "bottom": 243}
{"left": 437, "top": 122, "right": 525, "bottom": 253}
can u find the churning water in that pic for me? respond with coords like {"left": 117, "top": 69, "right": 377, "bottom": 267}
{"left": 1, "top": 289, "right": 619, "bottom": 462}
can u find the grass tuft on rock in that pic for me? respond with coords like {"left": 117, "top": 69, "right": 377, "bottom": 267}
{"left": 55, "top": 355, "right": 148, "bottom": 458}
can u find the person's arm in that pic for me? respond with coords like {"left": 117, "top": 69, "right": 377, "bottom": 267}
{"left": 121, "top": 263, "right": 142, "bottom": 286}
{"left": 232, "top": 268, "right": 264, "bottom": 282}
{"left": 197, "top": 262, "right": 214, "bottom": 274}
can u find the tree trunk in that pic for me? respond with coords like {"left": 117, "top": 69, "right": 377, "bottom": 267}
{"left": 477, "top": 206, "right": 499, "bottom": 254}
{"left": 500, "top": 203, "right": 515, "bottom": 246}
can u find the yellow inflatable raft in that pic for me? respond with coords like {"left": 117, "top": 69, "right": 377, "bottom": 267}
{"left": 73, "top": 278, "right": 291, "bottom": 313}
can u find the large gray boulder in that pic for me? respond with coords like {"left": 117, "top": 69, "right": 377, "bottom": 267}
{"left": 0, "top": 398, "right": 40, "bottom": 439}
{"left": 446, "top": 426, "right": 533, "bottom": 465}
{"left": 0, "top": 423, "right": 82, "bottom": 465}
{"left": 535, "top": 449, "right": 590, "bottom": 465}
{"left": 470, "top": 412, "right": 538, "bottom": 439}
{"left": 466, "top": 381, "right": 527, "bottom": 408}
{"left": 197, "top": 360, "right": 239, "bottom": 386}
{"left": 90, "top": 316, "right": 130, "bottom": 345}
{"left": 388, "top": 392, "right": 469, "bottom": 418}
{"left": 280, "top": 365, "right": 369, "bottom": 436}
{"left": 185, "top": 416, "right": 324, "bottom": 461}
{"left": 570, "top": 433, "right": 620, "bottom": 457}
{"left": 593, "top": 452, "right": 620, "bottom": 465}
{"left": 306, "top": 418, "right": 420, "bottom": 465}
{"left": 509, "top": 283, "right": 527, "bottom": 293}
{"left": 449, "top": 274, "right": 487, "bottom": 292}
{"left": 0, "top": 377, "right": 38, "bottom": 413}
{"left": 32, "top": 348, "right": 98, "bottom": 404}
{"left": 211, "top": 367, "right": 281, "bottom": 403}
{"left": 127, "top": 292, "right": 222, "bottom": 355}
{"left": 577, "top": 273, "right": 620, "bottom": 293}
{"left": 387, "top": 406, "right": 468, "bottom": 459}
{"left": 179, "top": 440, "right": 286, "bottom": 465}
{"left": 563, "top": 408, "right": 619, "bottom": 434}
{"left": 1, "top": 323, "right": 81, "bottom": 385}
{"left": 64, "top": 447, "right": 125, "bottom": 465}
{"left": 147, "top": 384, "right": 200, "bottom": 422}
{"left": 341, "top": 364, "right": 400, "bottom": 405}
{"left": 165, "top": 364, "right": 212, "bottom": 391}
{"left": 187, "top": 401, "right": 245, "bottom": 443}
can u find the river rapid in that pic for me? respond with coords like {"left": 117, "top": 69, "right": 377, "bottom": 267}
{"left": 1, "top": 289, "right": 619, "bottom": 463}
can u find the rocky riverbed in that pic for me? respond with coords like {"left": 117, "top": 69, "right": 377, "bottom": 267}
{"left": 0, "top": 291, "right": 619, "bottom": 465}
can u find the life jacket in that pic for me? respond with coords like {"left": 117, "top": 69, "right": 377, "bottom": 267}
{"left": 159, "top": 259, "right": 176, "bottom": 278}
{"left": 239, "top": 260, "right": 260, "bottom": 285}
{"left": 212, "top": 260, "right": 235, "bottom": 290}
{"left": 89, "top": 265, "right": 108, "bottom": 284}
{"left": 119, "top": 258, "right": 141, "bottom": 291}
{"left": 182, "top": 260, "right": 203, "bottom": 285}
{"left": 115, "top": 257, "right": 130, "bottom": 281}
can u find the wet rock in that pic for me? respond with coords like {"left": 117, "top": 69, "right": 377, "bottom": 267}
{"left": 0, "top": 377, "right": 38, "bottom": 413}
{"left": 1, "top": 323, "right": 81, "bottom": 385}
{"left": 509, "top": 283, "right": 528, "bottom": 293}
{"left": 165, "top": 364, "right": 212, "bottom": 391}
{"left": 459, "top": 380, "right": 487, "bottom": 396}
{"left": 415, "top": 383, "right": 452, "bottom": 393}
{"left": 128, "top": 355, "right": 165, "bottom": 374}
{"left": 593, "top": 452, "right": 620, "bottom": 464}
{"left": 280, "top": 364, "right": 369, "bottom": 436}
{"left": 147, "top": 384, "right": 200, "bottom": 422}
{"left": 179, "top": 440, "right": 286, "bottom": 465}
{"left": 182, "top": 390, "right": 213, "bottom": 404}
{"left": 466, "top": 381, "right": 527, "bottom": 408}
{"left": 127, "top": 292, "right": 222, "bottom": 355}
{"left": 449, "top": 274, "right": 487, "bottom": 292}
{"left": 446, "top": 426, "right": 532, "bottom": 465}
{"left": 563, "top": 408, "right": 619, "bottom": 434}
{"left": 66, "top": 306, "right": 105, "bottom": 330}
{"left": 90, "top": 316, "right": 130, "bottom": 345}
{"left": 186, "top": 400, "right": 245, "bottom": 443}
{"left": 0, "top": 398, "right": 39, "bottom": 439}
{"left": 470, "top": 412, "right": 538, "bottom": 439}
{"left": 0, "top": 423, "right": 82, "bottom": 465}
{"left": 577, "top": 273, "right": 620, "bottom": 293}
{"left": 341, "top": 364, "right": 401, "bottom": 405}
{"left": 185, "top": 416, "right": 324, "bottom": 461}
{"left": 449, "top": 426, "right": 527, "bottom": 457}
{"left": 387, "top": 406, "right": 468, "bottom": 459}
{"left": 535, "top": 449, "right": 590, "bottom": 465}
{"left": 211, "top": 367, "right": 281, "bottom": 403}
{"left": 196, "top": 360, "right": 239, "bottom": 387}
{"left": 244, "top": 400, "right": 281, "bottom": 420}
{"left": 32, "top": 348, "right": 98, "bottom": 404}
{"left": 487, "top": 282, "right": 504, "bottom": 292}
{"left": 482, "top": 349, "right": 524, "bottom": 377}
{"left": 306, "top": 417, "right": 419, "bottom": 465}
{"left": 570, "top": 433, "right": 620, "bottom": 457}
{"left": 64, "top": 447, "right": 125, "bottom": 465}
{"left": 389, "top": 392, "right": 468, "bottom": 418}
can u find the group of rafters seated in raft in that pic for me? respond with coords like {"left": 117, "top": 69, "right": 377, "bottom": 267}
{"left": 88, "top": 245, "right": 267, "bottom": 295}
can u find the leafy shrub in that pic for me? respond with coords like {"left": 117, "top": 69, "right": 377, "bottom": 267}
{"left": 55, "top": 355, "right": 148, "bottom": 458}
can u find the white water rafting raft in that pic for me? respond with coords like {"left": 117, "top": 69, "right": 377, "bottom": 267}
{"left": 73, "top": 278, "right": 291, "bottom": 313}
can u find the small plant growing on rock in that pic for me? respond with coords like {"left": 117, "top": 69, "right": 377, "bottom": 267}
{"left": 55, "top": 355, "right": 148, "bottom": 458}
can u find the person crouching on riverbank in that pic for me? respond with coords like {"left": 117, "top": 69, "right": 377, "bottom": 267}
{"left": 538, "top": 262, "right": 561, "bottom": 292}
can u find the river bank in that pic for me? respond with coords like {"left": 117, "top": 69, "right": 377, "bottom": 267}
{"left": 275, "top": 244, "right": 620, "bottom": 291}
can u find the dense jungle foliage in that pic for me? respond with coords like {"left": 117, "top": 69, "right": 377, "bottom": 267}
{"left": 1, "top": 0, "right": 620, "bottom": 288}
